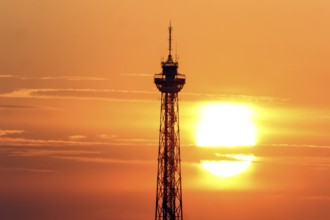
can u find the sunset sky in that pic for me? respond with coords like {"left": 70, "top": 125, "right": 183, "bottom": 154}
{"left": 1, "top": 0, "right": 330, "bottom": 219}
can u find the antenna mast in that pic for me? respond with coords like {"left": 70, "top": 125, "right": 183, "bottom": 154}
{"left": 168, "top": 23, "right": 172, "bottom": 56}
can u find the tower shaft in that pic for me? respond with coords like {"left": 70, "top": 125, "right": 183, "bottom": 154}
{"left": 155, "top": 92, "right": 183, "bottom": 220}
{"left": 154, "top": 24, "right": 185, "bottom": 220}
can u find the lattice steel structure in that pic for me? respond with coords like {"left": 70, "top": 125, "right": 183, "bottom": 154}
{"left": 154, "top": 24, "right": 186, "bottom": 220}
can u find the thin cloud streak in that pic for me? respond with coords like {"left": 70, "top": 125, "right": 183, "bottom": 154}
{"left": 0, "top": 137, "right": 109, "bottom": 147}
{"left": 0, "top": 75, "right": 107, "bottom": 81}
{"left": 68, "top": 135, "right": 87, "bottom": 140}
{"left": 0, "top": 104, "right": 39, "bottom": 110}
{"left": 119, "top": 73, "right": 152, "bottom": 77}
{"left": 182, "top": 92, "right": 290, "bottom": 103}
{"left": 301, "top": 196, "right": 330, "bottom": 201}
{"left": 0, "top": 129, "right": 25, "bottom": 137}
{"left": 0, "top": 167, "right": 55, "bottom": 173}
{"left": 264, "top": 143, "right": 330, "bottom": 149}
{"left": 0, "top": 74, "right": 15, "bottom": 78}
{"left": 0, "top": 136, "right": 157, "bottom": 148}
{"left": 0, "top": 88, "right": 157, "bottom": 103}
{"left": 52, "top": 156, "right": 154, "bottom": 164}
{"left": 39, "top": 76, "right": 107, "bottom": 81}
{"left": 50, "top": 156, "right": 195, "bottom": 166}
{"left": 96, "top": 134, "right": 117, "bottom": 139}
{"left": 5, "top": 149, "right": 99, "bottom": 157}
{"left": 0, "top": 88, "right": 289, "bottom": 104}
{"left": 0, "top": 88, "right": 154, "bottom": 97}
{"left": 254, "top": 156, "right": 330, "bottom": 168}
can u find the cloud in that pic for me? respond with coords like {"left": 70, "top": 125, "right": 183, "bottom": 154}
{"left": 182, "top": 92, "right": 290, "bottom": 103}
{"left": 0, "top": 129, "right": 25, "bottom": 137}
{"left": 119, "top": 73, "right": 152, "bottom": 77}
{"left": 0, "top": 136, "right": 108, "bottom": 147}
{"left": 0, "top": 75, "right": 107, "bottom": 81}
{"left": 248, "top": 144, "right": 330, "bottom": 168}
{"left": 0, "top": 88, "right": 156, "bottom": 103}
{"left": 97, "top": 134, "right": 117, "bottom": 139}
{"left": 213, "top": 153, "right": 254, "bottom": 162}
{"left": 113, "top": 138, "right": 157, "bottom": 146}
{"left": 68, "top": 135, "right": 87, "bottom": 140}
{"left": 5, "top": 149, "right": 99, "bottom": 157}
{"left": 52, "top": 156, "right": 153, "bottom": 164}
{"left": 39, "top": 76, "right": 107, "bottom": 81}
{"left": 263, "top": 143, "right": 330, "bottom": 149}
{"left": 0, "top": 135, "right": 156, "bottom": 148}
{"left": 0, "top": 89, "right": 35, "bottom": 98}
{"left": 0, "top": 167, "right": 55, "bottom": 173}
{"left": 0, "top": 104, "right": 40, "bottom": 110}
{"left": 0, "top": 74, "right": 15, "bottom": 78}
{"left": 301, "top": 196, "right": 330, "bottom": 201}
{"left": 0, "top": 104, "right": 60, "bottom": 111}
{"left": 181, "top": 143, "right": 330, "bottom": 167}
{"left": 319, "top": 115, "right": 330, "bottom": 119}
{"left": 0, "top": 88, "right": 289, "bottom": 104}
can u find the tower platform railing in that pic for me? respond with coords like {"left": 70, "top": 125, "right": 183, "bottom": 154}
{"left": 154, "top": 73, "right": 186, "bottom": 93}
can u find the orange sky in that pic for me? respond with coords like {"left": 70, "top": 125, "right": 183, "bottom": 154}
{"left": 1, "top": 0, "right": 330, "bottom": 219}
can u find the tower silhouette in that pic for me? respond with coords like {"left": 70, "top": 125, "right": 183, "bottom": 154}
{"left": 154, "top": 24, "right": 186, "bottom": 220}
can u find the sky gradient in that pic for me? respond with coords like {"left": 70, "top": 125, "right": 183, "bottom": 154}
{"left": 1, "top": 0, "right": 330, "bottom": 219}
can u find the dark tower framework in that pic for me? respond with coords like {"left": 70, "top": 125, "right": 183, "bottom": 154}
{"left": 154, "top": 24, "right": 186, "bottom": 220}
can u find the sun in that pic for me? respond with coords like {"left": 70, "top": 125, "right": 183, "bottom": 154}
{"left": 196, "top": 103, "right": 257, "bottom": 147}
{"left": 201, "top": 155, "right": 254, "bottom": 177}
{"left": 196, "top": 103, "right": 258, "bottom": 177}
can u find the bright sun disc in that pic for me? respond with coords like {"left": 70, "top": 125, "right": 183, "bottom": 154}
{"left": 201, "top": 155, "right": 254, "bottom": 177}
{"left": 196, "top": 103, "right": 257, "bottom": 147}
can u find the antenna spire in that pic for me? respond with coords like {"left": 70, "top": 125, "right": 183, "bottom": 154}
{"left": 168, "top": 22, "right": 172, "bottom": 56}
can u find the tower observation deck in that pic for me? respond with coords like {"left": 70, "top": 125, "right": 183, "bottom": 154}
{"left": 154, "top": 24, "right": 185, "bottom": 220}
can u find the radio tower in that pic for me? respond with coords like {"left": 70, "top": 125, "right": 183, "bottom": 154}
{"left": 154, "top": 24, "right": 186, "bottom": 220}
